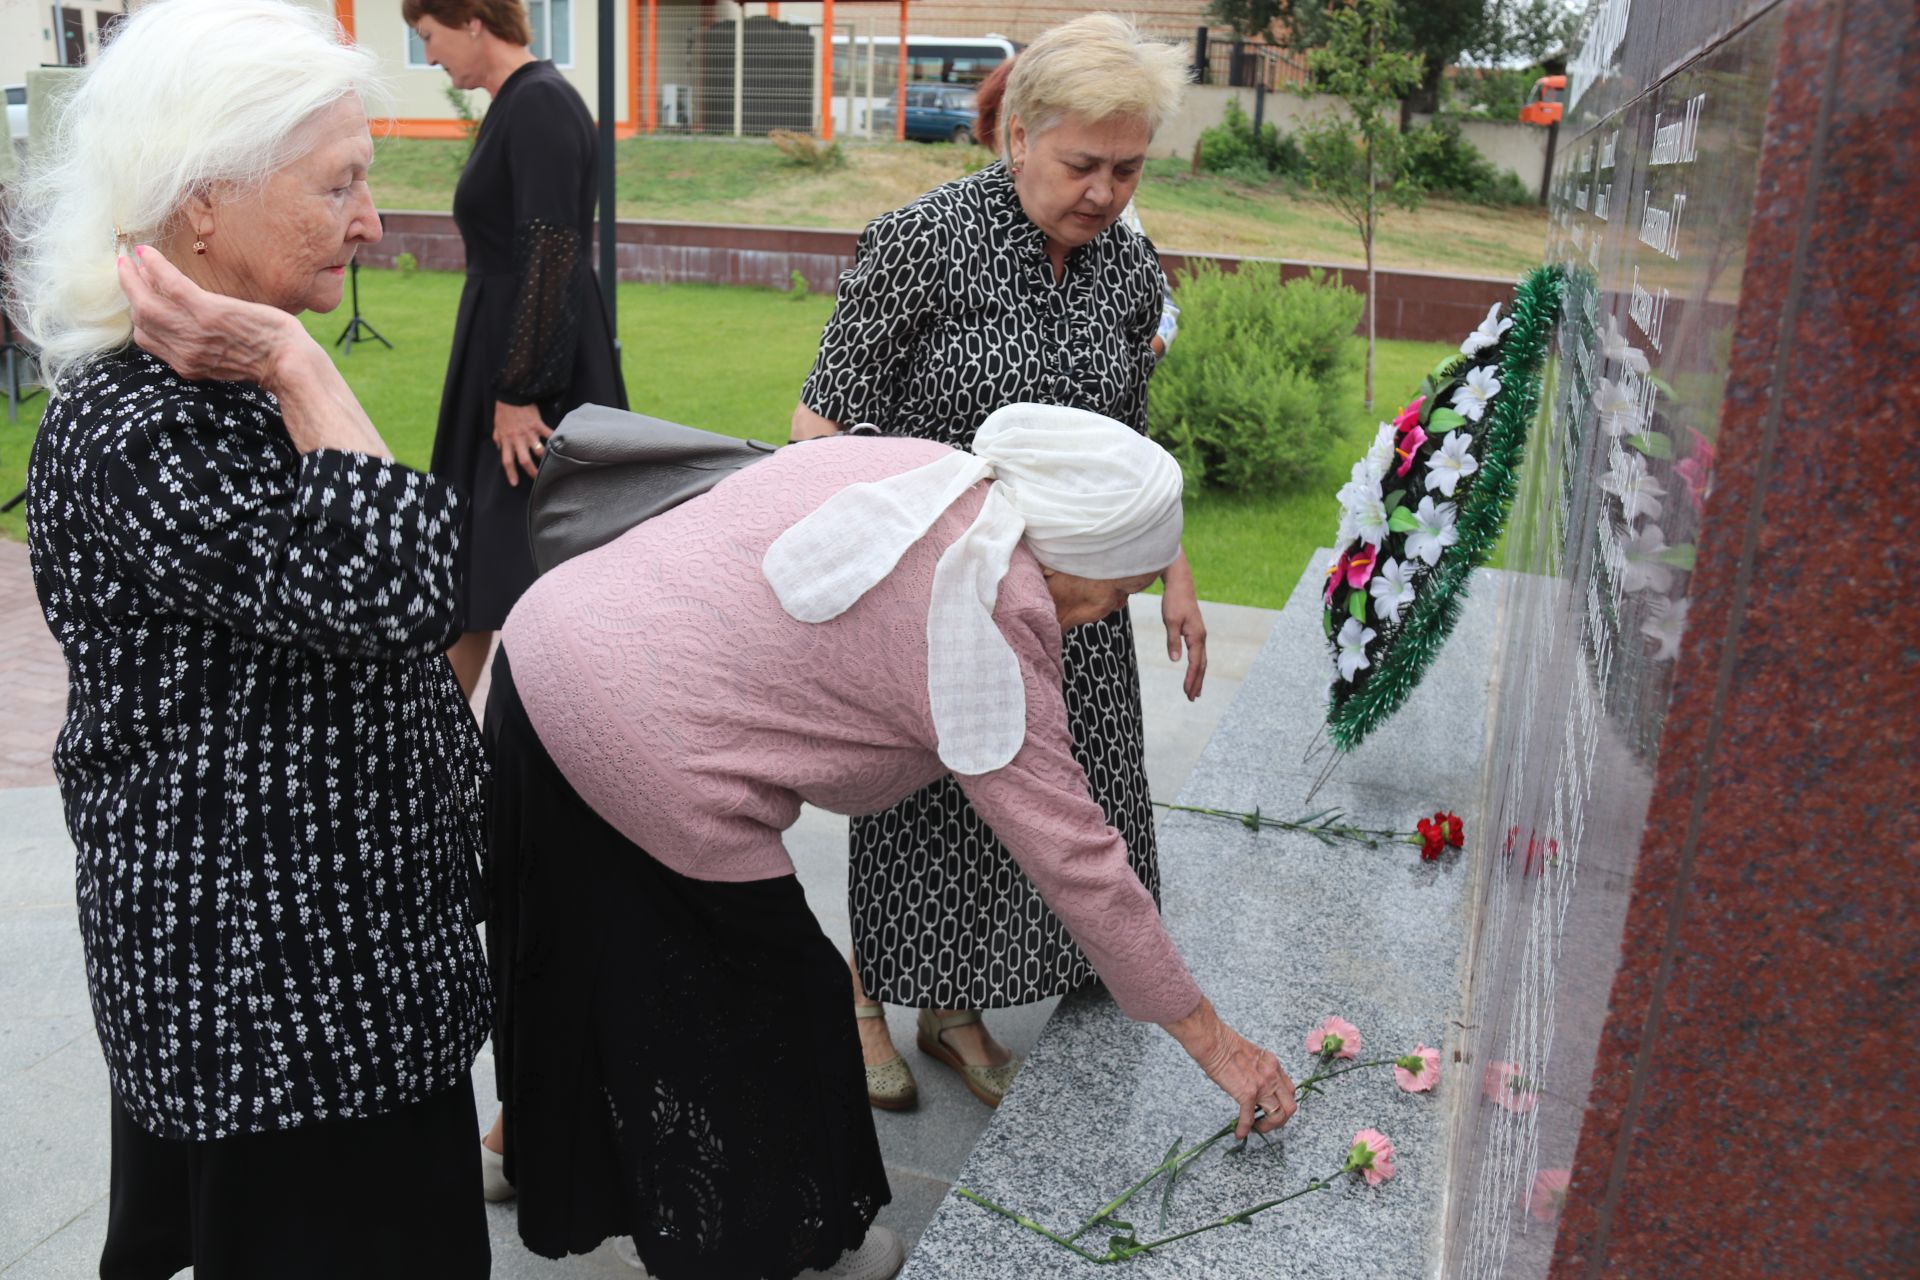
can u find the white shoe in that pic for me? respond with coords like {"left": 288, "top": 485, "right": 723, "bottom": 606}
{"left": 611, "top": 1236, "right": 649, "bottom": 1273}
{"left": 797, "top": 1225, "right": 905, "bottom": 1280}
{"left": 479, "top": 1140, "right": 515, "bottom": 1203}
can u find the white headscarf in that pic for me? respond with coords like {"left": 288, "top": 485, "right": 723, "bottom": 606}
{"left": 763, "top": 403, "right": 1184, "bottom": 775}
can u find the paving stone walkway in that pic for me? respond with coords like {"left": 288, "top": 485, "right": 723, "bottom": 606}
{"left": 0, "top": 541, "right": 61, "bottom": 791}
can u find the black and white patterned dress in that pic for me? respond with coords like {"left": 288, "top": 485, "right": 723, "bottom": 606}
{"left": 800, "top": 161, "right": 1167, "bottom": 1009}
{"left": 25, "top": 349, "right": 493, "bottom": 1142}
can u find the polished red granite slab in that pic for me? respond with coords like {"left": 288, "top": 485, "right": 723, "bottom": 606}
{"left": 1551, "top": 0, "right": 1919, "bottom": 1271}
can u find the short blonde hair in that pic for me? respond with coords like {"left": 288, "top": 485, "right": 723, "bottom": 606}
{"left": 999, "top": 14, "right": 1189, "bottom": 153}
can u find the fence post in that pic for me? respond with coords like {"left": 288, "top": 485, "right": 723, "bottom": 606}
{"left": 732, "top": 12, "right": 743, "bottom": 137}
{"left": 819, "top": 0, "right": 835, "bottom": 141}
{"left": 1254, "top": 80, "right": 1266, "bottom": 133}
{"left": 1193, "top": 26, "right": 1209, "bottom": 84}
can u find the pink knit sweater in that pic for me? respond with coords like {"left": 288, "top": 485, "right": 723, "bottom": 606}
{"left": 503, "top": 435, "right": 1202, "bottom": 1025}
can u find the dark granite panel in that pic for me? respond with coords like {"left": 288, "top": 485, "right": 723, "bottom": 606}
{"left": 1554, "top": 0, "right": 1920, "bottom": 1269}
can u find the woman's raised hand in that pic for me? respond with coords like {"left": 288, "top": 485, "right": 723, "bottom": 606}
{"left": 117, "top": 245, "right": 303, "bottom": 388}
{"left": 1163, "top": 997, "right": 1296, "bottom": 1140}
{"left": 118, "top": 245, "right": 390, "bottom": 459}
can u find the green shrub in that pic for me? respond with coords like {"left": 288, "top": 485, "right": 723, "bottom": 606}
{"left": 393, "top": 251, "right": 419, "bottom": 277}
{"left": 1403, "top": 120, "right": 1533, "bottom": 206}
{"left": 1150, "top": 263, "right": 1362, "bottom": 495}
{"left": 1196, "top": 97, "right": 1306, "bottom": 184}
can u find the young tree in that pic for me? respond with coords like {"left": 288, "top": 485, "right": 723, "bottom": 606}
{"left": 1292, "top": 0, "right": 1424, "bottom": 411}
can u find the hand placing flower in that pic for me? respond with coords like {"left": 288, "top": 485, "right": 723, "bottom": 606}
{"left": 1393, "top": 1045, "right": 1441, "bottom": 1093}
{"left": 1336, "top": 617, "right": 1376, "bottom": 682}
{"left": 1368, "top": 556, "right": 1416, "bottom": 624}
{"left": 1450, "top": 365, "right": 1502, "bottom": 422}
{"left": 1343, "top": 1129, "right": 1397, "bottom": 1186}
{"left": 1405, "top": 497, "right": 1459, "bottom": 567}
{"left": 1425, "top": 431, "right": 1480, "bottom": 499}
{"left": 1460, "top": 302, "right": 1513, "bottom": 357}
{"left": 1307, "top": 1015, "right": 1362, "bottom": 1061}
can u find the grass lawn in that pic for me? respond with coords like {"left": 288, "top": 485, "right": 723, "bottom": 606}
{"left": 369, "top": 134, "right": 1546, "bottom": 277}
{"left": 2, "top": 268, "right": 1456, "bottom": 609}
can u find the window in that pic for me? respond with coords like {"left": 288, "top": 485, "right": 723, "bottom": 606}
{"left": 407, "top": 0, "right": 571, "bottom": 68}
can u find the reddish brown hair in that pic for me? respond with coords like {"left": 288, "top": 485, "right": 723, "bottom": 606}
{"left": 400, "top": 0, "right": 531, "bottom": 48}
{"left": 974, "top": 57, "right": 1013, "bottom": 154}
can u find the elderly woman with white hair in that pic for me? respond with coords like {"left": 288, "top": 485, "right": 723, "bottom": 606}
{"left": 485, "top": 405, "right": 1293, "bottom": 1279}
{"left": 791, "top": 14, "right": 1203, "bottom": 1111}
{"left": 9, "top": 1, "right": 490, "bottom": 1274}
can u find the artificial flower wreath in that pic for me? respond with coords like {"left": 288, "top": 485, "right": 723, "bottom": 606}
{"left": 1323, "top": 264, "right": 1564, "bottom": 751}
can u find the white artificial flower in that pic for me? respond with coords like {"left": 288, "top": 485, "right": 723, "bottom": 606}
{"left": 1620, "top": 522, "right": 1674, "bottom": 594}
{"left": 1460, "top": 302, "right": 1514, "bottom": 357}
{"left": 1364, "top": 422, "right": 1398, "bottom": 484}
{"left": 1640, "top": 595, "right": 1690, "bottom": 661}
{"left": 1336, "top": 616, "right": 1378, "bottom": 682}
{"left": 1602, "top": 314, "right": 1651, "bottom": 374}
{"left": 1600, "top": 454, "right": 1666, "bottom": 523}
{"left": 1368, "top": 556, "right": 1416, "bottom": 624}
{"left": 1591, "top": 376, "right": 1639, "bottom": 437}
{"left": 1338, "top": 467, "right": 1389, "bottom": 546}
{"left": 1450, "top": 365, "right": 1503, "bottom": 422}
{"left": 1405, "top": 496, "right": 1459, "bottom": 566}
{"left": 1425, "top": 431, "right": 1480, "bottom": 498}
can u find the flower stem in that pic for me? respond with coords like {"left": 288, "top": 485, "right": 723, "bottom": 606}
{"left": 1067, "top": 1121, "right": 1239, "bottom": 1241}
{"left": 1154, "top": 801, "right": 1410, "bottom": 848}
{"left": 952, "top": 1188, "right": 1113, "bottom": 1263}
{"left": 1297, "top": 1058, "right": 1402, "bottom": 1090}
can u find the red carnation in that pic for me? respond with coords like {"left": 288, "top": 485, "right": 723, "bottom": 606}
{"left": 1416, "top": 811, "right": 1465, "bottom": 861}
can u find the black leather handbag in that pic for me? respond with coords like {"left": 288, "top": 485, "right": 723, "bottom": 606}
{"left": 525, "top": 404, "right": 779, "bottom": 573}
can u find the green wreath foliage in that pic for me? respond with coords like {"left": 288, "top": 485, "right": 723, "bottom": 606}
{"left": 1324, "top": 264, "right": 1564, "bottom": 751}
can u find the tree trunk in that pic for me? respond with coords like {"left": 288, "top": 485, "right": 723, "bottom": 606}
{"left": 1364, "top": 144, "right": 1376, "bottom": 413}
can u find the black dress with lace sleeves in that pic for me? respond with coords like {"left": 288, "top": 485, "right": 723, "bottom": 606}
{"left": 429, "top": 60, "right": 627, "bottom": 632}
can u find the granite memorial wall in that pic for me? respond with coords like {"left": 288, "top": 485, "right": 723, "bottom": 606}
{"left": 1443, "top": 0, "right": 1915, "bottom": 1272}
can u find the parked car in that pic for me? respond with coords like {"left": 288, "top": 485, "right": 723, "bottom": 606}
{"left": 874, "top": 84, "right": 978, "bottom": 144}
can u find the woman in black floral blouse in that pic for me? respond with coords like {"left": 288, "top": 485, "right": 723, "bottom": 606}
{"left": 791, "top": 15, "right": 1207, "bottom": 1114}
{"left": 10, "top": 2, "right": 489, "bottom": 1274}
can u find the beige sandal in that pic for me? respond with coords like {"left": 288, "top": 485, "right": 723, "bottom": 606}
{"left": 916, "top": 1009, "right": 1019, "bottom": 1109}
{"left": 856, "top": 1003, "right": 919, "bottom": 1111}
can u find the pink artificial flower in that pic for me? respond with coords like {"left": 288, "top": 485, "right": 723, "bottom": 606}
{"left": 1394, "top": 424, "right": 1430, "bottom": 477}
{"left": 1307, "top": 1015, "right": 1362, "bottom": 1061}
{"left": 1527, "top": 1168, "right": 1572, "bottom": 1222}
{"left": 1324, "top": 543, "right": 1381, "bottom": 602}
{"left": 1393, "top": 1045, "right": 1441, "bottom": 1093}
{"left": 1676, "top": 429, "right": 1715, "bottom": 517}
{"left": 1481, "top": 1060, "right": 1538, "bottom": 1114}
{"left": 1392, "top": 396, "right": 1426, "bottom": 435}
{"left": 1344, "top": 1129, "right": 1397, "bottom": 1186}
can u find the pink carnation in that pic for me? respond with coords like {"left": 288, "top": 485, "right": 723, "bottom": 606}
{"left": 1344, "top": 1129, "right": 1397, "bottom": 1186}
{"left": 1307, "top": 1015, "right": 1362, "bottom": 1061}
{"left": 1527, "top": 1168, "right": 1572, "bottom": 1222}
{"left": 1481, "top": 1060, "right": 1538, "bottom": 1114}
{"left": 1393, "top": 1045, "right": 1441, "bottom": 1093}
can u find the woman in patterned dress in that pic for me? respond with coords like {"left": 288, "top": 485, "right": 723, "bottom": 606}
{"left": 11, "top": 2, "right": 490, "bottom": 1274}
{"left": 407, "top": 0, "right": 627, "bottom": 698}
{"left": 791, "top": 15, "right": 1207, "bottom": 1108}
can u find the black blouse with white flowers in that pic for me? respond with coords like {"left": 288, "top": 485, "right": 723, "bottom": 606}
{"left": 26, "top": 349, "right": 491, "bottom": 1141}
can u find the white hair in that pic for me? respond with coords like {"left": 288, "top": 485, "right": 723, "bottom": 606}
{"left": 1001, "top": 14, "right": 1190, "bottom": 151}
{"left": 3, "top": 0, "right": 385, "bottom": 387}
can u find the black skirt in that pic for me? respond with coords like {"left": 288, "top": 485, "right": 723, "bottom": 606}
{"left": 484, "top": 652, "right": 890, "bottom": 1278}
{"left": 100, "top": 1077, "right": 487, "bottom": 1280}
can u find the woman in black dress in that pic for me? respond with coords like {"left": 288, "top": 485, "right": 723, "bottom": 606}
{"left": 408, "top": 0, "right": 627, "bottom": 697}
{"left": 791, "top": 16, "right": 1204, "bottom": 1110}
